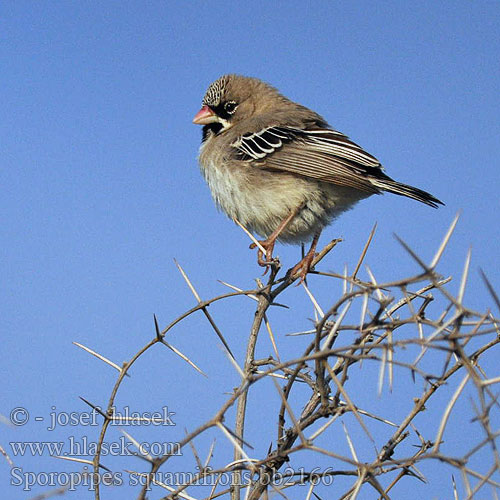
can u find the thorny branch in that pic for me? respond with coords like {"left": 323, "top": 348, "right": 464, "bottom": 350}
{"left": 65, "top": 218, "right": 499, "bottom": 500}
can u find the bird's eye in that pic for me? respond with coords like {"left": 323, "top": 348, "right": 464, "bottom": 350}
{"left": 224, "top": 101, "right": 237, "bottom": 114}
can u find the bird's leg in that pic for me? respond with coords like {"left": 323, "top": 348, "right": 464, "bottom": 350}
{"left": 290, "top": 230, "right": 321, "bottom": 283}
{"left": 250, "top": 204, "right": 304, "bottom": 270}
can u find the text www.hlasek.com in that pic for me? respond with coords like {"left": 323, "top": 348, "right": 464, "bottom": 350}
{"left": 9, "top": 436, "right": 182, "bottom": 457}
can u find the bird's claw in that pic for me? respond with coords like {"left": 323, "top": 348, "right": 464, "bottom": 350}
{"left": 290, "top": 252, "right": 318, "bottom": 284}
{"left": 256, "top": 248, "right": 280, "bottom": 275}
{"left": 251, "top": 239, "right": 279, "bottom": 273}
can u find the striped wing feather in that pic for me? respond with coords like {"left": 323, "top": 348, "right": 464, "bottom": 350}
{"left": 231, "top": 126, "right": 442, "bottom": 207}
{"left": 233, "top": 126, "right": 387, "bottom": 193}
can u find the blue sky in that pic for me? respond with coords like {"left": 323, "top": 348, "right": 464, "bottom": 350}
{"left": 1, "top": 1, "right": 499, "bottom": 498}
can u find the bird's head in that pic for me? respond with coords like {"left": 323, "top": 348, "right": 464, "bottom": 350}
{"left": 193, "top": 74, "right": 291, "bottom": 135}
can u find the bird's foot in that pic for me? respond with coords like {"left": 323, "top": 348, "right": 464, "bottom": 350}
{"left": 290, "top": 250, "right": 318, "bottom": 284}
{"left": 250, "top": 239, "right": 279, "bottom": 274}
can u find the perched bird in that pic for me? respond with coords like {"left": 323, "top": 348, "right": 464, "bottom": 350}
{"left": 193, "top": 75, "right": 443, "bottom": 280}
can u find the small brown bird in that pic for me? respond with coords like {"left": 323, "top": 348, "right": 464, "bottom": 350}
{"left": 193, "top": 75, "right": 443, "bottom": 280}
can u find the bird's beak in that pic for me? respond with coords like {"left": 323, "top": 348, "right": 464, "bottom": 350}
{"left": 192, "top": 105, "right": 219, "bottom": 125}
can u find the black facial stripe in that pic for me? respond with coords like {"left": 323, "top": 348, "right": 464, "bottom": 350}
{"left": 202, "top": 123, "right": 223, "bottom": 142}
{"left": 212, "top": 104, "right": 232, "bottom": 121}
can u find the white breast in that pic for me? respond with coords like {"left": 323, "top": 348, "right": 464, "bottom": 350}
{"left": 197, "top": 141, "right": 366, "bottom": 242}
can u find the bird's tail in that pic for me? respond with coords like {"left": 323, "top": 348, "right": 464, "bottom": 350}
{"left": 370, "top": 178, "right": 444, "bottom": 208}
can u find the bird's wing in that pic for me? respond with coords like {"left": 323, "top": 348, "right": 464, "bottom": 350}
{"left": 231, "top": 126, "right": 388, "bottom": 194}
